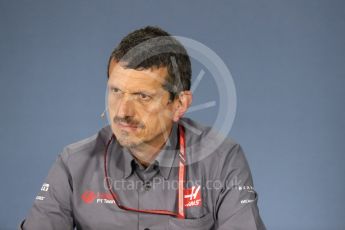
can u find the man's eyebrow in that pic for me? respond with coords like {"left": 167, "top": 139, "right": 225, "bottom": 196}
{"left": 108, "top": 84, "right": 121, "bottom": 90}
{"left": 132, "top": 90, "right": 156, "bottom": 96}
{"left": 108, "top": 84, "right": 157, "bottom": 95}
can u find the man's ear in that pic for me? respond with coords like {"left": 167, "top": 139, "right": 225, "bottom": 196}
{"left": 172, "top": 91, "right": 192, "bottom": 122}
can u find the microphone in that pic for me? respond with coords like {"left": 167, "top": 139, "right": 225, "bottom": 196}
{"left": 101, "top": 107, "right": 108, "bottom": 120}
{"left": 100, "top": 108, "right": 109, "bottom": 128}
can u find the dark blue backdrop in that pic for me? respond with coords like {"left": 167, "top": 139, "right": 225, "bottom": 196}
{"left": 1, "top": 0, "right": 344, "bottom": 229}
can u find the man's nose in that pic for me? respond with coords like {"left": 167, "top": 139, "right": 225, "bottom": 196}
{"left": 115, "top": 95, "right": 135, "bottom": 118}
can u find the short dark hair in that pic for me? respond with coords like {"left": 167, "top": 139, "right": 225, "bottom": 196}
{"left": 107, "top": 26, "right": 191, "bottom": 100}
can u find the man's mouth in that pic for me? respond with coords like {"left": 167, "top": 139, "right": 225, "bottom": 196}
{"left": 116, "top": 122, "right": 140, "bottom": 131}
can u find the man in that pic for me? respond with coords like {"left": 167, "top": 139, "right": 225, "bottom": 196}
{"left": 21, "top": 26, "right": 265, "bottom": 229}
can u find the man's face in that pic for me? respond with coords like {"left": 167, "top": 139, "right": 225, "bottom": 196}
{"left": 107, "top": 61, "right": 178, "bottom": 149}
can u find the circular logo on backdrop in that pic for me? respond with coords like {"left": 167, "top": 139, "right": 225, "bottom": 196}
{"left": 104, "top": 36, "right": 237, "bottom": 166}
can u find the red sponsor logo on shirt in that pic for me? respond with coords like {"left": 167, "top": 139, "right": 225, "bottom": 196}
{"left": 81, "top": 191, "right": 97, "bottom": 204}
{"left": 184, "top": 185, "right": 202, "bottom": 208}
{"left": 81, "top": 191, "right": 115, "bottom": 204}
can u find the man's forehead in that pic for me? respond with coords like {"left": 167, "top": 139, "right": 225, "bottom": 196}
{"left": 109, "top": 61, "right": 168, "bottom": 84}
{"left": 108, "top": 62, "right": 170, "bottom": 94}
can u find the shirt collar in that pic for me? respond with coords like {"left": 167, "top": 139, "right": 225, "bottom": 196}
{"left": 121, "top": 122, "right": 179, "bottom": 180}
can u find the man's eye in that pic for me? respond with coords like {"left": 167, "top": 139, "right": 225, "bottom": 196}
{"left": 138, "top": 93, "right": 151, "bottom": 101}
{"left": 111, "top": 88, "right": 121, "bottom": 94}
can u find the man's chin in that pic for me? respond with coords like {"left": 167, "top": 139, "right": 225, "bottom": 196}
{"left": 118, "top": 141, "right": 140, "bottom": 148}
{"left": 116, "top": 136, "right": 143, "bottom": 148}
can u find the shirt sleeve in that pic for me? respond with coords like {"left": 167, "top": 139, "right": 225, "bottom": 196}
{"left": 20, "top": 153, "right": 74, "bottom": 230}
{"left": 214, "top": 144, "right": 266, "bottom": 230}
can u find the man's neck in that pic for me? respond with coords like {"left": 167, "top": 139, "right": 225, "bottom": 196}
{"left": 129, "top": 126, "right": 174, "bottom": 167}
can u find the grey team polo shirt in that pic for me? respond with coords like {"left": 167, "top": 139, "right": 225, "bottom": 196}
{"left": 21, "top": 118, "right": 266, "bottom": 230}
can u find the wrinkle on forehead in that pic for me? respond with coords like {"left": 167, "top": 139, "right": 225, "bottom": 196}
{"left": 109, "top": 61, "right": 169, "bottom": 86}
